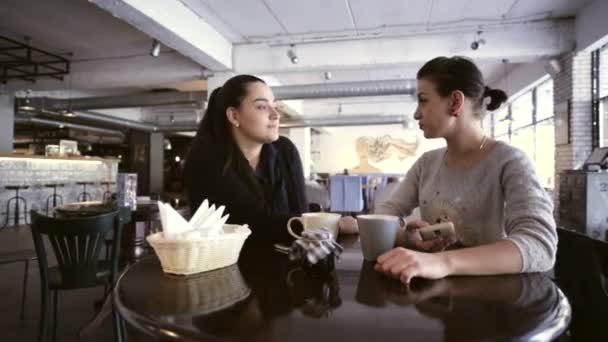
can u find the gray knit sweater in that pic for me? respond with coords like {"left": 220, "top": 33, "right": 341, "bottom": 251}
{"left": 376, "top": 141, "right": 557, "bottom": 273}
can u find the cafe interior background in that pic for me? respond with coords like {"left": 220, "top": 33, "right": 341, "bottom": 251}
{"left": 0, "top": 0, "right": 608, "bottom": 341}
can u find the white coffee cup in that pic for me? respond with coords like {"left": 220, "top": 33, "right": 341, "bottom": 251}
{"left": 357, "top": 214, "right": 402, "bottom": 261}
{"left": 287, "top": 212, "right": 342, "bottom": 239}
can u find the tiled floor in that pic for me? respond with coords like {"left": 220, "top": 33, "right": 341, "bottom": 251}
{"left": 0, "top": 226, "right": 115, "bottom": 342}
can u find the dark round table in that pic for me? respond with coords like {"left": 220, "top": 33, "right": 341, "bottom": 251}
{"left": 114, "top": 236, "right": 571, "bottom": 342}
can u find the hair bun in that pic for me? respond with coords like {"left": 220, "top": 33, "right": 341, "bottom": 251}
{"left": 484, "top": 86, "right": 508, "bottom": 111}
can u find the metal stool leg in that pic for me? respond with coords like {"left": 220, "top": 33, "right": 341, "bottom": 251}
{"left": 2, "top": 198, "right": 12, "bottom": 229}
{"left": 78, "top": 184, "right": 92, "bottom": 202}
{"left": 14, "top": 189, "right": 21, "bottom": 226}
{"left": 46, "top": 188, "right": 63, "bottom": 215}
{"left": 16, "top": 197, "right": 28, "bottom": 225}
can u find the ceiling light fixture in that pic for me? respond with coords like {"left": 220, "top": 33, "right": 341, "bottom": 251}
{"left": 324, "top": 71, "right": 332, "bottom": 80}
{"left": 164, "top": 139, "right": 172, "bottom": 150}
{"left": 19, "top": 90, "right": 35, "bottom": 110}
{"left": 470, "top": 30, "right": 486, "bottom": 50}
{"left": 150, "top": 39, "right": 161, "bottom": 57}
{"left": 63, "top": 53, "right": 77, "bottom": 117}
{"left": 287, "top": 45, "right": 298, "bottom": 64}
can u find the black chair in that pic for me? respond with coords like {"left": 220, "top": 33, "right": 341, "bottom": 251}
{"left": 0, "top": 249, "right": 38, "bottom": 324}
{"left": 30, "top": 210, "right": 125, "bottom": 342}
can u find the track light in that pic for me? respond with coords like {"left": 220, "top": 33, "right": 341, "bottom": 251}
{"left": 470, "top": 30, "right": 485, "bottom": 50}
{"left": 287, "top": 45, "right": 298, "bottom": 64}
{"left": 63, "top": 110, "right": 77, "bottom": 117}
{"left": 470, "top": 38, "right": 486, "bottom": 50}
{"left": 19, "top": 90, "right": 35, "bottom": 110}
{"left": 150, "top": 39, "right": 161, "bottom": 57}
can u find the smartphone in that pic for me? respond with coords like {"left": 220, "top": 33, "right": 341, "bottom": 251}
{"left": 418, "top": 222, "right": 456, "bottom": 241}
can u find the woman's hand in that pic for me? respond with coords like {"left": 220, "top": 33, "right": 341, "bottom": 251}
{"left": 405, "top": 220, "right": 456, "bottom": 252}
{"left": 374, "top": 247, "right": 451, "bottom": 284}
{"left": 338, "top": 216, "right": 359, "bottom": 235}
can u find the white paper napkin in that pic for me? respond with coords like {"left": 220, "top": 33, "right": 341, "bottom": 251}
{"left": 158, "top": 199, "right": 230, "bottom": 239}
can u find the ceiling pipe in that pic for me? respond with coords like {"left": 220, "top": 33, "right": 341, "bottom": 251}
{"left": 79, "top": 111, "right": 200, "bottom": 132}
{"left": 12, "top": 79, "right": 416, "bottom": 133}
{"left": 279, "top": 114, "right": 408, "bottom": 128}
{"left": 271, "top": 79, "right": 416, "bottom": 100}
{"left": 15, "top": 116, "right": 125, "bottom": 137}
{"left": 77, "top": 110, "right": 160, "bottom": 131}
{"left": 15, "top": 90, "right": 206, "bottom": 111}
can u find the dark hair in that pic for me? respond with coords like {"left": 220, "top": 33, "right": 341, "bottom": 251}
{"left": 417, "top": 56, "right": 508, "bottom": 113}
{"left": 187, "top": 74, "right": 267, "bottom": 199}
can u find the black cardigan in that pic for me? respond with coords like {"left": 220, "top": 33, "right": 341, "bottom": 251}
{"left": 183, "top": 136, "right": 307, "bottom": 245}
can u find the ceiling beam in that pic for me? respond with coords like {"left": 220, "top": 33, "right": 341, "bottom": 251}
{"left": 234, "top": 20, "right": 575, "bottom": 74}
{"left": 91, "top": 0, "right": 233, "bottom": 71}
{"left": 5, "top": 53, "right": 202, "bottom": 92}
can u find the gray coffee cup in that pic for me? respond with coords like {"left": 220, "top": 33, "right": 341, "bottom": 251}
{"left": 357, "top": 215, "right": 401, "bottom": 261}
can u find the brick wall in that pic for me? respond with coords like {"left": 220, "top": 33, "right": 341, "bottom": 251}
{"left": 554, "top": 52, "right": 594, "bottom": 216}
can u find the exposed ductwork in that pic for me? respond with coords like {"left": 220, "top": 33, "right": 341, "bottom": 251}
{"left": 16, "top": 110, "right": 200, "bottom": 133}
{"left": 77, "top": 111, "right": 200, "bottom": 132}
{"left": 280, "top": 114, "right": 408, "bottom": 128}
{"left": 271, "top": 79, "right": 416, "bottom": 100}
{"left": 16, "top": 90, "right": 206, "bottom": 111}
{"left": 73, "top": 110, "right": 158, "bottom": 131}
{"left": 13, "top": 80, "right": 416, "bottom": 133}
{"left": 15, "top": 116, "right": 125, "bottom": 137}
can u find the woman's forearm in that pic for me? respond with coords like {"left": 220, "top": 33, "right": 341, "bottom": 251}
{"left": 439, "top": 240, "right": 523, "bottom": 276}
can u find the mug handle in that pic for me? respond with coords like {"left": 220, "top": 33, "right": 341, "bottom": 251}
{"left": 287, "top": 217, "right": 304, "bottom": 239}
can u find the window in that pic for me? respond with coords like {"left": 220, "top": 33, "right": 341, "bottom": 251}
{"left": 511, "top": 92, "right": 533, "bottom": 129}
{"left": 482, "top": 112, "right": 493, "bottom": 136}
{"left": 511, "top": 126, "right": 535, "bottom": 162}
{"left": 601, "top": 98, "right": 608, "bottom": 147}
{"left": 536, "top": 80, "right": 554, "bottom": 121}
{"left": 600, "top": 44, "right": 608, "bottom": 99}
{"left": 493, "top": 107, "right": 510, "bottom": 136}
{"left": 495, "top": 134, "right": 510, "bottom": 143}
{"left": 489, "top": 79, "right": 555, "bottom": 188}
{"left": 536, "top": 119, "right": 555, "bottom": 189}
{"left": 600, "top": 45, "right": 608, "bottom": 147}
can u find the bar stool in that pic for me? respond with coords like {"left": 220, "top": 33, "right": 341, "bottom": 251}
{"left": 76, "top": 182, "right": 95, "bottom": 202}
{"left": 45, "top": 183, "right": 65, "bottom": 215}
{"left": 2, "top": 185, "right": 29, "bottom": 229}
{"left": 101, "top": 182, "right": 116, "bottom": 202}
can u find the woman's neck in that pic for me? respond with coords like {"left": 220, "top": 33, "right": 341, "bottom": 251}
{"left": 233, "top": 131, "right": 263, "bottom": 170}
{"left": 444, "top": 126, "right": 487, "bottom": 158}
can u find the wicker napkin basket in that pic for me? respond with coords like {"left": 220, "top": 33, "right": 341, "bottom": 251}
{"left": 147, "top": 224, "right": 251, "bottom": 275}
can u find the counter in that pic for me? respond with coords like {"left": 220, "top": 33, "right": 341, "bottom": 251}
{"left": 0, "top": 154, "right": 119, "bottom": 226}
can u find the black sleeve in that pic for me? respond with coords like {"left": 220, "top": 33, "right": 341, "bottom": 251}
{"left": 276, "top": 136, "right": 308, "bottom": 214}
{"left": 184, "top": 158, "right": 294, "bottom": 244}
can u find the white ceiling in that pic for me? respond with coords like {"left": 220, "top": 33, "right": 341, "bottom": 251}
{"left": 0, "top": 0, "right": 150, "bottom": 59}
{"left": 0, "top": 0, "right": 202, "bottom": 92}
{"left": 197, "top": 0, "right": 592, "bottom": 43}
{"left": 0, "top": 0, "right": 597, "bottom": 124}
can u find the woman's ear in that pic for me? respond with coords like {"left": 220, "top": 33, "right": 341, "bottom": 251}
{"left": 450, "top": 90, "right": 465, "bottom": 117}
{"left": 226, "top": 107, "right": 240, "bottom": 128}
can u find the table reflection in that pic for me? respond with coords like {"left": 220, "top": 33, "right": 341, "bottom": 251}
{"left": 116, "top": 238, "right": 571, "bottom": 342}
